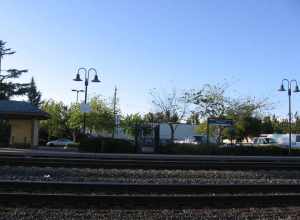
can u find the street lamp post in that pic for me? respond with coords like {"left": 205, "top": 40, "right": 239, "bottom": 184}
{"left": 278, "top": 79, "right": 300, "bottom": 153}
{"left": 71, "top": 89, "right": 84, "bottom": 103}
{"left": 73, "top": 67, "right": 101, "bottom": 134}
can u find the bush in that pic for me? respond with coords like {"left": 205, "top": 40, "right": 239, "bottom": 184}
{"left": 79, "top": 137, "right": 135, "bottom": 153}
{"left": 101, "top": 138, "right": 135, "bottom": 153}
{"left": 158, "top": 143, "right": 300, "bottom": 156}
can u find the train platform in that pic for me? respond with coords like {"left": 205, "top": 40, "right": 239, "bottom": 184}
{"left": 1, "top": 147, "right": 300, "bottom": 162}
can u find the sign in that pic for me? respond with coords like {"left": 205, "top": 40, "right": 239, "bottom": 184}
{"left": 80, "top": 103, "right": 91, "bottom": 113}
{"left": 208, "top": 118, "right": 233, "bottom": 127}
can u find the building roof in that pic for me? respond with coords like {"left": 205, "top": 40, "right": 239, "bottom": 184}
{"left": 0, "top": 100, "right": 49, "bottom": 119}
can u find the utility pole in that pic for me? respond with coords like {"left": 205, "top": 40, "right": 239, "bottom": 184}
{"left": 279, "top": 79, "right": 300, "bottom": 153}
{"left": 73, "top": 67, "right": 101, "bottom": 134}
{"left": 112, "top": 86, "right": 118, "bottom": 138}
{"left": 72, "top": 89, "right": 84, "bottom": 103}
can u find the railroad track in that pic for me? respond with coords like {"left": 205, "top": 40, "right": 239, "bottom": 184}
{"left": 2, "top": 155, "right": 300, "bottom": 170}
{"left": 1, "top": 181, "right": 300, "bottom": 209}
{"left": 2, "top": 180, "right": 300, "bottom": 194}
{"left": 1, "top": 193, "right": 300, "bottom": 209}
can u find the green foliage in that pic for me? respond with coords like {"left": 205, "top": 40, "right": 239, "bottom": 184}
{"left": 186, "top": 84, "right": 229, "bottom": 118}
{"left": 79, "top": 137, "right": 135, "bottom": 153}
{"left": 40, "top": 97, "right": 115, "bottom": 141}
{"left": 121, "top": 113, "right": 144, "bottom": 137}
{"left": 79, "top": 137, "right": 101, "bottom": 152}
{"left": 67, "top": 103, "right": 82, "bottom": 130}
{"left": 40, "top": 99, "right": 70, "bottom": 139}
{"left": 102, "top": 138, "right": 135, "bottom": 153}
{"left": 0, "top": 40, "right": 30, "bottom": 100}
{"left": 27, "top": 77, "right": 42, "bottom": 107}
{"left": 86, "top": 96, "right": 114, "bottom": 133}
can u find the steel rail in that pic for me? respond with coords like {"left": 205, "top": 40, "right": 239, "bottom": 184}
{"left": 2, "top": 181, "right": 300, "bottom": 194}
{"left": 1, "top": 156, "right": 300, "bottom": 169}
{"left": 0, "top": 193, "right": 300, "bottom": 209}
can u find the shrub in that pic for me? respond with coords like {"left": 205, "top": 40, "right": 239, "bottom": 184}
{"left": 79, "top": 137, "right": 135, "bottom": 153}
{"left": 102, "top": 138, "right": 135, "bottom": 153}
{"left": 79, "top": 137, "right": 102, "bottom": 153}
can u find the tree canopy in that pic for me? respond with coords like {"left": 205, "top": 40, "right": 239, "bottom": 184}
{"left": 28, "top": 77, "right": 42, "bottom": 107}
{"left": 0, "top": 40, "right": 30, "bottom": 100}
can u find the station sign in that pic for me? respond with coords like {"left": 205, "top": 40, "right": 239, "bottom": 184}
{"left": 80, "top": 103, "right": 91, "bottom": 113}
{"left": 208, "top": 118, "right": 233, "bottom": 127}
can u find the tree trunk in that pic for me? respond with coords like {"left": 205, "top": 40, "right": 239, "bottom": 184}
{"left": 168, "top": 123, "right": 175, "bottom": 143}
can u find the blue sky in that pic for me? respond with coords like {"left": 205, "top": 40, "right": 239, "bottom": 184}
{"left": 1, "top": 0, "right": 300, "bottom": 116}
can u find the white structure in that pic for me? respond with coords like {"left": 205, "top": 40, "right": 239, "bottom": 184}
{"left": 262, "top": 134, "right": 300, "bottom": 148}
{"left": 159, "top": 123, "right": 217, "bottom": 144}
{"left": 159, "top": 123, "right": 198, "bottom": 140}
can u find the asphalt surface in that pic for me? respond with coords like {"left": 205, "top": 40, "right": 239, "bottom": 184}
{"left": 1, "top": 147, "right": 300, "bottom": 161}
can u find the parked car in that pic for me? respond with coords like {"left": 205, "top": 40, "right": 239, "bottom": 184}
{"left": 46, "top": 138, "right": 75, "bottom": 147}
{"left": 174, "top": 135, "right": 210, "bottom": 145}
{"left": 252, "top": 137, "right": 278, "bottom": 146}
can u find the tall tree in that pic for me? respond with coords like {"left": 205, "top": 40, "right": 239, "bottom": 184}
{"left": 86, "top": 96, "right": 115, "bottom": 134}
{"left": 150, "top": 88, "right": 188, "bottom": 142}
{"left": 0, "top": 40, "right": 29, "bottom": 100}
{"left": 186, "top": 84, "right": 229, "bottom": 119}
{"left": 186, "top": 84, "right": 230, "bottom": 143}
{"left": 28, "top": 77, "right": 42, "bottom": 107}
{"left": 226, "top": 97, "right": 270, "bottom": 141}
{"left": 40, "top": 100, "right": 70, "bottom": 139}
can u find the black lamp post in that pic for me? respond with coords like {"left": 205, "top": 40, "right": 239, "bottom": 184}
{"left": 73, "top": 67, "right": 101, "bottom": 134}
{"left": 278, "top": 79, "right": 300, "bottom": 152}
{"left": 71, "top": 89, "right": 84, "bottom": 103}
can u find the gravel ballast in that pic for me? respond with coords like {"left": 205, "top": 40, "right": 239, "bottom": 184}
{"left": 0, "top": 207, "right": 299, "bottom": 220}
{"left": 1, "top": 166, "right": 300, "bottom": 184}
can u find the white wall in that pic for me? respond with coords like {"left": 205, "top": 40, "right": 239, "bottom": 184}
{"left": 159, "top": 123, "right": 198, "bottom": 140}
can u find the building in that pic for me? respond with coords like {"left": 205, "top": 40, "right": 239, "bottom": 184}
{"left": 0, "top": 100, "right": 49, "bottom": 147}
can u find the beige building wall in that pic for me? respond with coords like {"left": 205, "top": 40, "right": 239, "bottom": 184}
{"left": 32, "top": 120, "right": 39, "bottom": 146}
{"left": 9, "top": 119, "right": 33, "bottom": 146}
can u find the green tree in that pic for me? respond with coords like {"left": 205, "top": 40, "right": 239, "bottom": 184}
{"left": 27, "top": 77, "right": 42, "bottom": 107}
{"left": 121, "top": 113, "right": 145, "bottom": 137}
{"left": 67, "top": 103, "right": 82, "bottom": 141}
{"left": 186, "top": 84, "right": 229, "bottom": 119}
{"left": 186, "top": 84, "right": 230, "bottom": 143}
{"left": 85, "top": 96, "right": 115, "bottom": 134}
{"left": 0, "top": 40, "right": 30, "bottom": 100}
{"left": 226, "top": 98, "right": 269, "bottom": 141}
{"left": 40, "top": 100, "right": 70, "bottom": 139}
{"left": 261, "top": 116, "right": 274, "bottom": 134}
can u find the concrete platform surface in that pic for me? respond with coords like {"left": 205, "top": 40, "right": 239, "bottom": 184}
{"left": 0, "top": 147, "right": 300, "bottom": 161}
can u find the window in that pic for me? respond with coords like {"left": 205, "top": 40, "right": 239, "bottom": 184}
{"left": 296, "top": 136, "right": 300, "bottom": 143}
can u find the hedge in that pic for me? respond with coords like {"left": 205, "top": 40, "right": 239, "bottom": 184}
{"left": 79, "top": 137, "right": 135, "bottom": 153}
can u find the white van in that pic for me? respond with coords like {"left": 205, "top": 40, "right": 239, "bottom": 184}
{"left": 262, "top": 134, "right": 300, "bottom": 148}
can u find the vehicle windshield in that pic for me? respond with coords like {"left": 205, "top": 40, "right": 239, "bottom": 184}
{"left": 194, "top": 136, "right": 203, "bottom": 142}
{"left": 266, "top": 138, "right": 277, "bottom": 144}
